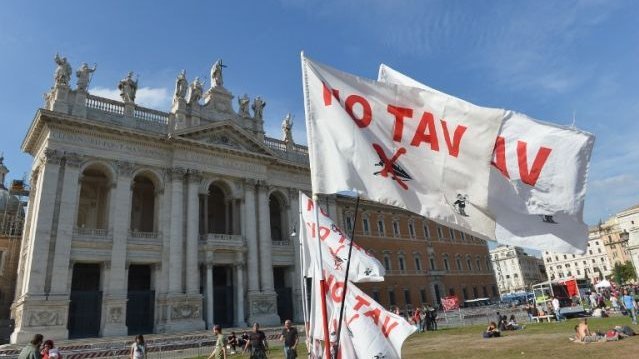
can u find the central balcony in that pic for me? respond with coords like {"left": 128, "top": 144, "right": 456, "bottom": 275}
{"left": 199, "top": 233, "right": 245, "bottom": 250}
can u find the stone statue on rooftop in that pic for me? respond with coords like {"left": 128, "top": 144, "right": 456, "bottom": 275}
{"left": 76, "top": 63, "right": 96, "bottom": 92}
{"left": 118, "top": 72, "right": 138, "bottom": 103}
{"left": 210, "top": 59, "right": 226, "bottom": 88}
{"left": 174, "top": 70, "right": 188, "bottom": 100}
{"left": 252, "top": 96, "right": 266, "bottom": 121}
{"left": 282, "top": 113, "right": 294, "bottom": 144}
{"left": 238, "top": 94, "right": 250, "bottom": 117}
{"left": 187, "top": 77, "right": 203, "bottom": 105}
{"left": 53, "top": 53, "right": 72, "bottom": 87}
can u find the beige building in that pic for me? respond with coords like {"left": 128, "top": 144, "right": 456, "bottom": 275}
{"left": 490, "top": 245, "right": 546, "bottom": 295}
{"left": 543, "top": 235, "right": 612, "bottom": 283}
{"left": 0, "top": 156, "right": 29, "bottom": 342}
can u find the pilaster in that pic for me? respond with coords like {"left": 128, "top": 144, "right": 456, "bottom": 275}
{"left": 243, "top": 179, "right": 259, "bottom": 293}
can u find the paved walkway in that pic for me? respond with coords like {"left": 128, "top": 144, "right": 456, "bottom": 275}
{"left": 0, "top": 325, "right": 293, "bottom": 359}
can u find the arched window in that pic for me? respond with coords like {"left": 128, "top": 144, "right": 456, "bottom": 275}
{"left": 344, "top": 212, "right": 354, "bottom": 233}
{"left": 456, "top": 256, "right": 462, "bottom": 271}
{"left": 383, "top": 255, "right": 391, "bottom": 271}
{"left": 362, "top": 215, "right": 370, "bottom": 235}
{"left": 130, "top": 174, "right": 157, "bottom": 232}
{"left": 408, "top": 220, "right": 416, "bottom": 239}
{"left": 476, "top": 256, "right": 482, "bottom": 272}
{"left": 429, "top": 255, "right": 436, "bottom": 271}
{"left": 269, "top": 193, "right": 286, "bottom": 242}
{"left": 486, "top": 256, "right": 492, "bottom": 272}
{"left": 449, "top": 228, "right": 455, "bottom": 240}
{"left": 398, "top": 256, "right": 406, "bottom": 272}
{"left": 466, "top": 257, "right": 472, "bottom": 272}
{"left": 443, "top": 255, "right": 450, "bottom": 272}
{"left": 77, "top": 165, "right": 112, "bottom": 230}
{"left": 423, "top": 223, "right": 431, "bottom": 239}
{"left": 377, "top": 217, "right": 385, "bottom": 236}
{"left": 206, "top": 183, "right": 230, "bottom": 234}
{"left": 392, "top": 219, "right": 401, "bottom": 237}
{"left": 414, "top": 256, "right": 422, "bottom": 271}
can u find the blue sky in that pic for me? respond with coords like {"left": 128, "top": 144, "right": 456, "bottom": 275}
{"left": 1, "top": 0, "right": 638, "bottom": 228}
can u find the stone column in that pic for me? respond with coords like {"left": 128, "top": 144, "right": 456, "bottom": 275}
{"left": 234, "top": 252, "right": 246, "bottom": 327}
{"left": 289, "top": 190, "right": 304, "bottom": 322}
{"left": 168, "top": 167, "right": 186, "bottom": 293}
{"left": 243, "top": 180, "right": 259, "bottom": 293}
{"left": 248, "top": 181, "right": 280, "bottom": 326}
{"left": 257, "top": 182, "right": 274, "bottom": 292}
{"left": 206, "top": 262, "right": 214, "bottom": 329}
{"left": 103, "top": 160, "right": 134, "bottom": 336}
{"left": 11, "top": 149, "right": 68, "bottom": 344}
{"left": 186, "top": 170, "right": 201, "bottom": 294}
{"left": 49, "top": 153, "right": 82, "bottom": 295}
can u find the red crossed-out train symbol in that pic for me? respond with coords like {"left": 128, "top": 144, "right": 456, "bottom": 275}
{"left": 372, "top": 143, "right": 412, "bottom": 190}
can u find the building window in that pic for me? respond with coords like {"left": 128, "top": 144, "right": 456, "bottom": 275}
{"left": 466, "top": 257, "right": 472, "bottom": 271}
{"left": 414, "top": 256, "right": 422, "bottom": 271}
{"left": 443, "top": 256, "right": 450, "bottom": 272}
{"left": 423, "top": 223, "right": 430, "bottom": 239}
{"left": 437, "top": 226, "right": 443, "bottom": 240}
{"left": 398, "top": 256, "right": 406, "bottom": 272}
{"left": 430, "top": 256, "right": 436, "bottom": 271}
{"left": 392, "top": 220, "right": 401, "bottom": 237}
{"left": 362, "top": 217, "right": 370, "bottom": 235}
{"left": 449, "top": 228, "right": 455, "bottom": 240}
{"left": 598, "top": 248, "right": 602, "bottom": 253}
{"left": 377, "top": 219, "right": 385, "bottom": 236}
{"left": 589, "top": 250, "right": 593, "bottom": 255}
{"left": 383, "top": 255, "right": 391, "bottom": 271}
{"left": 372, "top": 289, "right": 380, "bottom": 302}
{"left": 404, "top": 289, "right": 411, "bottom": 305}
{"left": 408, "top": 222, "right": 416, "bottom": 239}
{"left": 345, "top": 214, "right": 354, "bottom": 233}
{"left": 476, "top": 257, "right": 482, "bottom": 271}
{"left": 486, "top": 257, "right": 492, "bottom": 272}
{"left": 456, "top": 257, "right": 462, "bottom": 271}
{"left": 577, "top": 269, "right": 581, "bottom": 275}
{"left": 420, "top": 289, "right": 427, "bottom": 304}
{"left": 389, "top": 290, "right": 396, "bottom": 306}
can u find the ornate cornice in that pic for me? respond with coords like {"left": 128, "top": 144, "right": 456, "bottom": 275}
{"left": 42, "top": 148, "right": 62, "bottom": 165}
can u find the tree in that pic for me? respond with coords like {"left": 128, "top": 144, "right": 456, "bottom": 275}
{"left": 612, "top": 261, "right": 637, "bottom": 284}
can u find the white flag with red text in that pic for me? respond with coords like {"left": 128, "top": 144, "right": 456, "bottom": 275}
{"left": 302, "top": 54, "right": 508, "bottom": 239}
{"left": 308, "top": 270, "right": 415, "bottom": 358}
{"left": 299, "top": 191, "right": 385, "bottom": 282}
{"left": 378, "top": 64, "right": 595, "bottom": 253}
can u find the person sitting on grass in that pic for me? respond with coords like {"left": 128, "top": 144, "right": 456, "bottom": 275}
{"left": 506, "top": 315, "right": 525, "bottom": 330}
{"left": 483, "top": 322, "right": 501, "bottom": 338}
{"left": 227, "top": 331, "right": 238, "bottom": 354}
{"left": 573, "top": 319, "right": 605, "bottom": 343}
{"left": 498, "top": 315, "right": 508, "bottom": 331}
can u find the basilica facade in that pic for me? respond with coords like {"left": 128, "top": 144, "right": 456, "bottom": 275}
{"left": 11, "top": 56, "right": 498, "bottom": 344}
{"left": 11, "top": 57, "right": 311, "bottom": 342}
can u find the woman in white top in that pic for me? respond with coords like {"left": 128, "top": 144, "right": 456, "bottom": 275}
{"left": 130, "top": 334, "right": 147, "bottom": 359}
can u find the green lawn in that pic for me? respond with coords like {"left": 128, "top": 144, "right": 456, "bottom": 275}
{"left": 191, "top": 317, "right": 639, "bottom": 358}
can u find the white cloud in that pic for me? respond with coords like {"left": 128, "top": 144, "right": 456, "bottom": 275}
{"left": 90, "top": 86, "right": 171, "bottom": 110}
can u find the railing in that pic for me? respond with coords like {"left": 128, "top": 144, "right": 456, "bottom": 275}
{"left": 73, "top": 227, "right": 108, "bottom": 236}
{"left": 386, "top": 269, "right": 427, "bottom": 275}
{"left": 272, "top": 240, "right": 291, "bottom": 246}
{"left": 134, "top": 106, "right": 169, "bottom": 125}
{"left": 199, "top": 233, "right": 243, "bottom": 242}
{"left": 263, "top": 137, "right": 309, "bottom": 163}
{"left": 130, "top": 231, "right": 159, "bottom": 239}
{"left": 86, "top": 94, "right": 125, "bottom": 115}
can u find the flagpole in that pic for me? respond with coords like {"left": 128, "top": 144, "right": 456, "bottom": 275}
{"left": 296, "top": 195, "right": 311, "bottom": 357}
{"left": 335, "top": 195, "right": 360, "bottom": 358}
{"left": 312, "top": 194, "right": 331, "bottom": 359}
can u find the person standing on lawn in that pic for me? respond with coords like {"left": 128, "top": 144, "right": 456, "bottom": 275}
{"left": 280, "top": 319, "right": 299, "bottom": 359}
{"left": 621, "top": 288, "right": 637, "bottom": 325}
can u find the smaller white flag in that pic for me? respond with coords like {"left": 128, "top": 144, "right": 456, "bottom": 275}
{"left": 378, "top": 64, "right": 595, "bottom": 253}
{"left": 299, "top": 191, "right": 385, "bottom": 282}
{"left": 309, "top": 270, "right": 415, "bottom": 358}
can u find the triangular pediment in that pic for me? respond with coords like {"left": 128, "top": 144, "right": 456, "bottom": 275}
{"left": 174, "top": 120, "right": 274, "bottom": 157}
